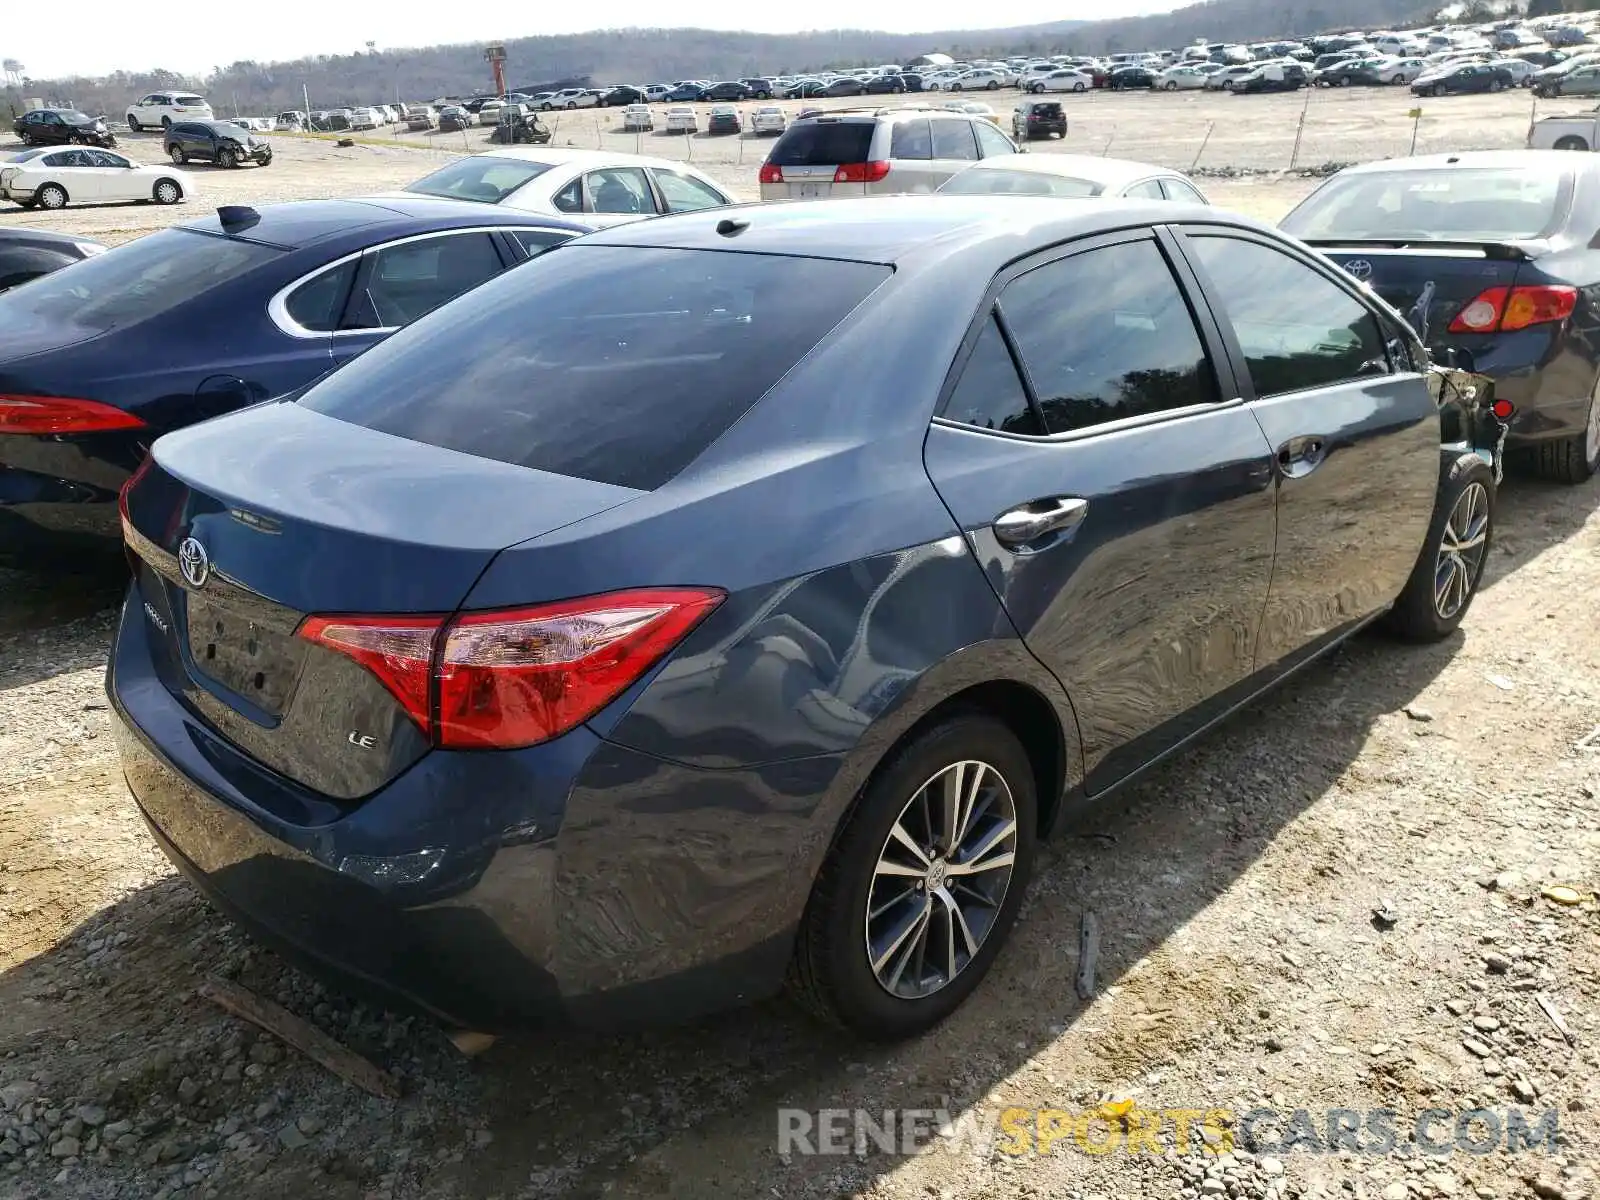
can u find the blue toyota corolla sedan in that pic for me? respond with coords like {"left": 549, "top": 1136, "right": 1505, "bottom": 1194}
{"left": 0, "top": 197, "right": 589, "bottom": 560}
{"left": 110, "top": 197, "right": 1500, "bottom": 1041}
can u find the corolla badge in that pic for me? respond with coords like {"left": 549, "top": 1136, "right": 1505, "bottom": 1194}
{"left": 1342, "top": 259, "right": 1373, "bottom": 280}
{"left": 177, "top": 536, "right": 210, "bottom": 588}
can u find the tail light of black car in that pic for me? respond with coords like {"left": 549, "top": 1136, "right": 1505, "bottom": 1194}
{"left": 1447, "top": 285, "right": 1578, "bottom": 334}
{"left": 297, "top": 587, "right": 725, "bottom": 750}
{"left": 0, "top": 395, "right": 146, "bottom": 435}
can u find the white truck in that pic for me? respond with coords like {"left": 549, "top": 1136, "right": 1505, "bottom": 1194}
{"left": 1527, "top": 105, "right": 1600, "bottom": 151}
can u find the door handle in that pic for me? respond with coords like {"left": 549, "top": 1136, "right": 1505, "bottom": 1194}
{"left": 1276, "top": 435, "right": 1328, "bottom": 478}
{"left": 992, "top": 497, "right": 1089, "bottom": 548}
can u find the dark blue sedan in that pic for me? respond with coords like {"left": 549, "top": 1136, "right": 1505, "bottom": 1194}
{"left": 111, "top": 198, "right": 1499, "bottom": 1041}
{"left": 0, "top": 196, "right": 589, "bottom": 559}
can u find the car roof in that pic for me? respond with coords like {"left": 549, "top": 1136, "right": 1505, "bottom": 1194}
{"left": 1331, "top": 149, "right": 1590, "bottom": 175}
{"left": 0, "top": 227, "right": 107, "bottom": 251}
{"left": 462, "top": 147, "right": 699, "bottom": 172}
{"left": 579, "top": 194, "right": 1256, "bottom": 267}
{"left": 176, "top": 196, "right": 591, "bottom": 249}
{"left": 962, "top": 153, "right": 1180, "bottom": 184}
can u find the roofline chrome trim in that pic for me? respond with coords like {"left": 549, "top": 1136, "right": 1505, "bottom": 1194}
{"left": 265, "top": 222, "right": 577, "bottom": 340}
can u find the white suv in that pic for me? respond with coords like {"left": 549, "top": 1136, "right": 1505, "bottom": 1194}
{"left": 759, "top": 108, "right": 1019, "bottom": 200}
{"left": 126, "top": 92, "right": 212, "bottom": 130}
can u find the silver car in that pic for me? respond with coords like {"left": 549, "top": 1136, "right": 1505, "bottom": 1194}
{"left": 757, "top": 108, "right": 1019, "bottom": 199}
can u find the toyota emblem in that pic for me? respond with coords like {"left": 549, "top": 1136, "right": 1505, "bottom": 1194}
{"left": 1342, "top": 259, "right": 1373, "bottom": 280}
{"left": 177, "top": 536, "right": 210, "bottom": 589}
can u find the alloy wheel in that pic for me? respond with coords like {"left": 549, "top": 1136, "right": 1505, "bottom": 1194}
{"left": 1586, "top": 395, "right": 1600, "bottom": 467}
{"left": 1434, "top": 481, "right": 1490, "bottom": 621}
{"left": 865, "top": 759, "right": 1018, "bottom": 1000}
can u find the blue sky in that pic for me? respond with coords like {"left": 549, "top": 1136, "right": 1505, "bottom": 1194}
{"left": 9, "top": 3, "right": 1176, "bottom": 79}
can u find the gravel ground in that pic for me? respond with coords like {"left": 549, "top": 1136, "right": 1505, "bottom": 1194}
{"left": 1, "top": 79, "right": 1597, "bottom": 1200}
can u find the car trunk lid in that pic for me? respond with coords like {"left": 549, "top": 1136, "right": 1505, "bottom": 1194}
{"left": 120, "top": 401, "right": 642, "bottom": 799}
{"left": 1304, "top": 240, "right": 1543, "bottom": 351}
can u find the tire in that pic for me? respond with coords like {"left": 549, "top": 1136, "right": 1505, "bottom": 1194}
{"left": 218, "top": 147, "right": 239, "bottom": 169}
{"left": 1074, "top": 81, "right": 1087, "bottom": 92}
{"left": 169, "top": 145, "right": 185, "bottom": 164}
{"left": 152, "top": 178, "right": 182, "bottom": 204}
{"left": 1391, "top": 75, "right": 1405, "bottom": 85}
{"left": 1165, "top": 80, "right": 1179, "bottom": 90}
{"left": 127, "top": 115, "right": 141, "bottom": 132}
{"left": 37, "top": 183, "right": 68, "bottom": 210}
{"left": 786, "top": 713, "right": 1038, "bottom": 1041}
{"left": 161, "top": 116, "right": 172, "bottom": 129}
{"left": 1383, "top": 455, "right": 1494, "bottom": 641}
{"left": 566, "top": 101, "right": 577, "bottom": 110}
{"left": 1554, "top": 136, "right": 1590, "bottom": 151}
{"left": 1222, "top": 80, "right": 1234, "bottom": 90}
{"left": 986, "top": 80, "right": 999, "bottom": 90}
{"left": 951, "top": 83, "right": 963, "bottom": 92}
{"left": 541, "top": 103, "right": 553, "bottom": 111}
{"left": 1031, "top": 83, "right": 1046, "bottom": 94}
{"left": 1531, "top": 389, "right": 1600, "bottom": 484}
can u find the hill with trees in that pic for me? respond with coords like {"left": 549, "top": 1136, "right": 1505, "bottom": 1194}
{"left": 0, "top": 0, "right": 1574, "bottom": 118}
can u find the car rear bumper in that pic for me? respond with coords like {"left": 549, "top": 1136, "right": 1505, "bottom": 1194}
{"left": 108, "top": 587, "right": 811, "bottom": 1032}
{"left": 0, "top": 433, "right": 139, "bottom": 558}
{"left": 1438, "top": 332, "right": 1596, "bottom": 446}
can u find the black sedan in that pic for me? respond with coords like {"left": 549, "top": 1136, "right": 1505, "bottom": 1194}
{"left": 0, "top": 197, "right": 591, "bottom": 560}
{"left": 699, "top": 81, "right": 753, "bottom": 101}
{"left": 1234, "top": 63, "right": 1309, "bottom": 93}
{"left": 602, "top": 85, "right": 648, "bottom": 106}
{"left": 1411, "top": 63, "right": 1514, "bottom": 96}
{"left": 1281, "top": 150, "right": 1600, "bottom": 483}
{"left": 0, "top": 227, "right": 108, "bottom": 294}
{"left": 110, "top": 196, "right": 1498, "bottom": 1040}
{"left": 1316, "top": 61, "right": 1388, "bottom": 87}
{"left": 1108, "top": 66, "right": 1156, "bottom": 89}
{"left": 12, "top": 108, "right": 116, "bottom": 148}
{"left": 823, "top": 77, "right": 869, "bottom": 97}
{"left": 865, "top": 74, "right": 910, "bottom": 94}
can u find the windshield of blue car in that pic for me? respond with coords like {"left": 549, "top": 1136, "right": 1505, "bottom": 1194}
{"left": 404, "top": 156, "right": 553, "bottom": 204}
{"left": 1280, "top": 168, "right": 1568, "bottom": 242}
{"left": 0, "top": 227, "right": 278, "bottom": 336}
{"left": 940, "top": 169, "right": 1103, "bottom": 198}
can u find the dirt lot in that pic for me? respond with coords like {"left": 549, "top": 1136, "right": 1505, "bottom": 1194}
{"left": 1, "top": 80, "right": 1597, "bottom": 1200}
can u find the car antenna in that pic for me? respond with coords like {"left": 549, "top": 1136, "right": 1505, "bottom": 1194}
{"left": 715, "top": 217, "right": 750, "bottom": 237}
{"left": 216, "top": 205, "right": 260, "bottom": 233}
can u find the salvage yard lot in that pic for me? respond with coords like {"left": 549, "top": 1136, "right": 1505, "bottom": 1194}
{"left": 1, "top": 80, "right": 1598, "bottom": 1200}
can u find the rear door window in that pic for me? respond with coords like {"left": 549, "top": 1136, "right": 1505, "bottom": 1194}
{"left": 282, "top": 259, "right": 359, "bottom": 333}
{"left": 584, "top": 167, "right": 654, "bottom": 215}
{"left": 890, "top": 120, "right": 932, "bottom": 160}
{"left": 930, "top": 121, "right": 980, "bottom": 160}
{"left": 770, "top": 121, "right": 875, "bottom": 165}
{"left": 343, "top": 232, "right": 505, "bottom": 329}
{"left": 299, "top": 246, "right": 891, "bottom": 490}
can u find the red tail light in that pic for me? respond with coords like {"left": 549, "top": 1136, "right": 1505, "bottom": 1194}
{"left": 759, "top": 161, "right": 783, "bottom": 184}
{"left": 117, "top": 454, "right": 155, "bottom": 526}
{"left": 834, "top": 161, "right": 891, "bottom": 183}
{"left": 1447, "top": 285, "right": 1578, "bottom": 334}
{"left": 298, "top": 587, "right": 724, "bottom": 750}
{"left": 0, "top": 395, "right": 146, "bottom": 435}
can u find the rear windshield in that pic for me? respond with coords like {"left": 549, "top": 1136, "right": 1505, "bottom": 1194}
{"left": 175, "top": 95, "right": 206, "bottom": 105}
{"left": 769, "top": 121, "right": 875, "bottom": 166}
{"left": 298, "top": 246, "right": 891, "bottom": 491}
{"left": 0, "top": 227, "right": 277, "bottom": 333}
{"left": 940, "top": 168, "right": 1103, "bottom": 198}
{"left": 405, "top": 156, "right": 553, "bottom": 203}
{"left": 1280, "top": 168, "right": 1567, "bottom": 241}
